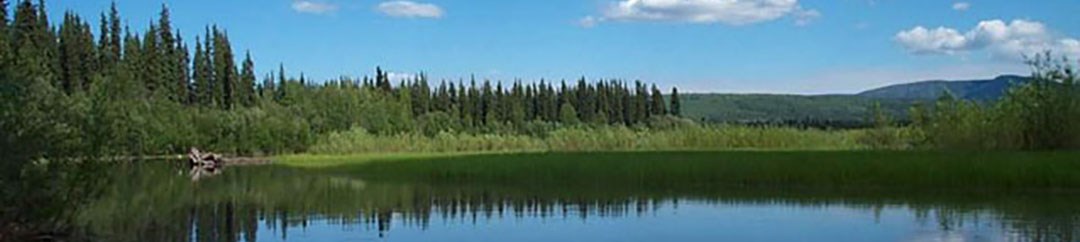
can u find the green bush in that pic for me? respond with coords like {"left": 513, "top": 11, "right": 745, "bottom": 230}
{"left": 918, "top": 54, "right": 1080, "bottom": 150}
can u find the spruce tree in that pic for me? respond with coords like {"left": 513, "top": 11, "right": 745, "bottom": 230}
{"left": 157, "top": 5, "right": 186, "bottom": 103}
{"left": 468, "top": 80, "right": 481, "bottom": 126}
{"left": 192, "top": 38, "right": 213, "bottom": 107}
{"left": 211, "top": 28, "right": 237, "bottom": 109}
{"left": 435, "top": 81, "right": 450, "bottom": 112}
{"left": 375, "top": 67, "right": 391, "bottom": 93}
{"left": 36, "top": 0, "right": 60, "bottom": 89}
{"left": 0, "top": 0, "right": 10, "bottom": 73}
{"left": 259, "top": 73, "right": 275, "bottom": 100}
{"left": 11, "top": 0, "right": 53, "bottom": 85}
{"left": 176, "top": 34, "right": 191, "bottom": 104}
{"left": 58, "top": 12, "right": 95, "bottom": 93}
{"left": 448, "top": 82, "right": 458, "bottom": 115}
{"left": 239, "top": 51, "right": 256, "bottom": 107}
{"left": 670, "top": 87, "right": 681, "bottom": 117}
{"left": 623, "top": 81, "right": 632, "bottom": 122}
{"left": 458, "top": 81, "right": 472, "bottom": 125}
{"left": 275, "top": 63, "right": 286, "bottom": 102}
{"left": 97, "top": 1, "right": 122, "bottom": 69}
{"left": 596, "top": 81, "right": 610, "bottom": 124}
{"left": 650, "top": 84, "right": 666, "bottom": 116}
{"left": 481, "top": 80, "right": 493, "bottom": 124}
{"left": 633, "top": 81, "right": 648, "bottom": 123}
{"left": 121, "top": 29, "right": 145, "bottom": 98}
{"left": 142, "top": 24, "right": 162, "bottom": 96}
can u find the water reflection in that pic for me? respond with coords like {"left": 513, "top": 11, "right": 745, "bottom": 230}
{"left": 79, "top": 162, "right": 1080, "bottom": 242}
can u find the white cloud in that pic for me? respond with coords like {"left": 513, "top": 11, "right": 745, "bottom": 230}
{"left": 378, "top": 1, "right": 444, "bottom": 19}
{"left": 292, "top": 0, "right": 338, "bottom": 15}
{"left": 579, "top": 16, "right": 600, "bottom": 28}
{"left": 895, "top": 19, "right": 1080, "bottom": 60}
{"left": 387, "top": 72, "right": 418, "bottom": 82}
{"left": 895, "top": 26, "right": 969, "bottom": 55}
{"left": 590, "top": 0, "right": 819, "bottom": 26}
{"left": 952, "top": 2, "right": 971, "bottom": 11}
{"left": 793, "top": 8, "right": 820, "bottom": 26}
{"left": 1061, "top": 39, "right": 1080, "bottom": 58}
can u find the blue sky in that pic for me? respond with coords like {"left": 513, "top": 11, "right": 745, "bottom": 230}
{"left": 44, "top": 0, "right": 1080, "bottom": 94}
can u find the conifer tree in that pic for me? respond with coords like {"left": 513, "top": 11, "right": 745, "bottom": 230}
{"left": 158, "top": 5, "right": 186, "bottom": 103}
{"left": 211, "top": 27, "right": 237, "bottom": 109}
{"left": 192, "top": 37, "right": 213, "bottom": 107}
{"left": 0, "top": 0, "right": 10, "bottom": 73}
{"left": 670, "top": 87, "right": 681, "bottom": 117}
{"left": 58, "top": 12, "right": 95, "bottom": 93}
{"left": 97, "top": 2, "right": 122, "bottom": 69}
{"left": 36, "top": 0, "right": 60, "bottom": 88}
{"left": 375, "top": 67, "right": 391, "bottom": 93}
{"left": 509, "top": 81, "right": 526, "bottom": 125}
{"left": 624, "top": 82, "right": 633, "bottom": 123}
{"left": 121, "top": 28, "right": 145, "bottom": 97}
{"left": 11, "top": 0, "right": 53, "bottom": 85}
{"left": 481, "top": 80, "right": 493, "bottom": 124}
{"left": 275, "top": 63, "right": 286, "bottom": 102}
{"left": 142, "top": 24, "right": 162, "bottom": 95}
{"left": 239, "top": 51, "right": 256, "bottom": 107}
{"left": 259, "top": 73, "right": 275, "bottom": 101}
{"left": 650, "top": 84, "right": 666, "bottom": 116}
{"left": 175, "top": 33, "right": 190, "bottom": 104}
{"left": 448, "top": 82, "right": 458, "bottom": 114}
{"left": 633, "top": 81, "right": 648, "bottom": 122}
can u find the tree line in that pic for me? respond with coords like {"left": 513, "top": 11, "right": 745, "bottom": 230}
{"left": 0, "top": 0, "right": 684, "bottom": 160}
{"left": 307, "top": 69, "right": 683, "bottom": 129}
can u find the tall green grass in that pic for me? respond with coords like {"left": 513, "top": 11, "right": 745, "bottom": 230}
{"left": 294, "top": 151, "right": 1080, "bottom": 191}
{"left": 307, "top": 125, "right": 872, "bottom": 154}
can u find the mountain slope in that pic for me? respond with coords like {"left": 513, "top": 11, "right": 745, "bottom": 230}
{"left": 857, "top": 75, "right": 1030, "bottom": 100}
{"left": 681, "top": 75, "right": 1029, "bottom": 123}
{"left": 681, "top": 94, "right": 915, "bottom": 123}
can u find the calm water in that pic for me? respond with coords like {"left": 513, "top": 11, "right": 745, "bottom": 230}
{"left": 79, "top": 161, "right": 1080, "bottom": 242}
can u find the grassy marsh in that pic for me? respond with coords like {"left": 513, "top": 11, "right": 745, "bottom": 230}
{"left": 280, "top": 151, "right": 1080, "bottom": 191}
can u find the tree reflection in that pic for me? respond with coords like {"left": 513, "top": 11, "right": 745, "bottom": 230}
{"left": 79, "top": 163, "right": 1080, "bottom": 242}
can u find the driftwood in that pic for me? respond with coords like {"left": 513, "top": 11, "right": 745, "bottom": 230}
{"left": 186, "top": 148, "right": 273, "bottom": 181}
{"left": 188, "top": 148, "right": 224, "bottom": 181}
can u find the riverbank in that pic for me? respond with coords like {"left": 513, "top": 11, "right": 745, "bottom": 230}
{"left": 276, "top": 151, "right": 1080, "bottom": 191}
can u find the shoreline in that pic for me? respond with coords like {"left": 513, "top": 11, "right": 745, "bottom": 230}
{"left": 271, "top": 150, "right": 1080, "bottom": 192}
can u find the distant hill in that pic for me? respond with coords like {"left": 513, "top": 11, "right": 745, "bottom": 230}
{"left": 680, "top": 94, "right": 916, "bottom": 124}
{"left": 857, "top": 75, "right": 1030, "bottom": 101}
{"left": 681, "top": 75, "right": 1029, "bottom": 124}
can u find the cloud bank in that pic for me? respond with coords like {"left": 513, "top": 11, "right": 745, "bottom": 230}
{"left": 292, "top": 0, "right": 338, "bottom": 15}
{"left": 583, "top": 0, "right": 819, "bottom": 27}
{"left": 378, "top": 1, "right": 445, "bottom": 18}
{"left": 895, "top": 19, "right": 1080, "bottom": 60}
{"left": 952, "top": 2, "right": 971, "bottom": 11}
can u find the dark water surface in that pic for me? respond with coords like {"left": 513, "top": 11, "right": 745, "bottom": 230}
{"left": 80, "top": 160, "right": 1080, "bottom": 242}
